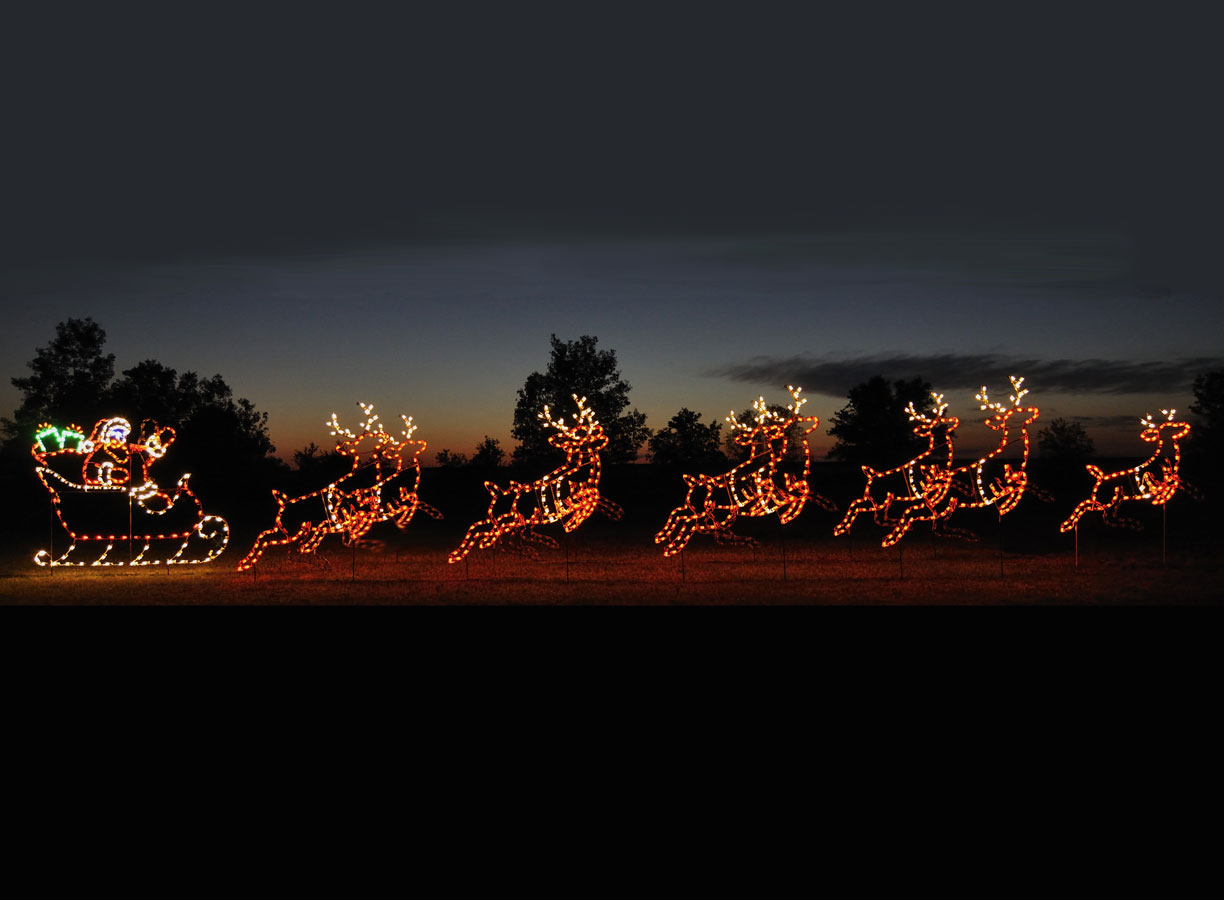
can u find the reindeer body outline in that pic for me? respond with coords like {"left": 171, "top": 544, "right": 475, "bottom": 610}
{"left": 654, "top": 386, "right": 832, "bottom": 556}
{"left": 924, "top": 378, "right": 1041, "bottom": 541}
{"left": 236, "top": 404, "right": 441, "bottom": 571}
{"left": 1059, "top": 410, "right": 1190, "bottom": 533}
{"left": 833, "top": 393, "right": 960, "bottom": 548}
{"left": 448, "top": 395, "right": 623, "bottom": 563}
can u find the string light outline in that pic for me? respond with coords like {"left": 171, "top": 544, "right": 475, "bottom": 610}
{"left": 833, "top": 391, "right": 961, "bottom": 548}
{"left": 31, "top": 417, "right": 229, "bottom": 566}
{"left": 448, "top": 395, "right": 623, "bottom": 563}
{"left": 1059, "top": 408, "right": 1191, "bottom": 532}
{"left": 237, "top": 403, "right": 441, "bottom": 571}
{"left": 909, "top": 377, "right": 1042, "bottom": 541}
{"left": 654, "top": 385, "right": 832, "bottom": 556}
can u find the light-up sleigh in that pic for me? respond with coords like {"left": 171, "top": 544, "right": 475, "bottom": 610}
{"left": 31, "top": 419, "right": 229, "bottom": 566}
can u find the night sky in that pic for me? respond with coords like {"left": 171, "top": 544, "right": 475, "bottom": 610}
{"left": 4, "top": 5, "right": 1221, "bottom": 459}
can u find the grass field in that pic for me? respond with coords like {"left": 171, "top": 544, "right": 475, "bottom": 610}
{"left": 1, "top": 520, "right": 1219, "bottom": 605}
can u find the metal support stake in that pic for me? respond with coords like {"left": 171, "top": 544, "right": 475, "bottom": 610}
{"left": 128, "top": 454, "right": 134, "bottom": 565}
{"left": 680, "top": 549, "right": 685, "bottom": 583}
{"left": 999, "top": 511, "right": 1004, "bottom": 577}
{"left": 781, "top": 535, "right": 787, "bottom": 582}
{"left": 899, "top": 544, "right": 904, "bottom": 579}
{"left": 1162, "top": 504, "right": 1167, "bottom": 568}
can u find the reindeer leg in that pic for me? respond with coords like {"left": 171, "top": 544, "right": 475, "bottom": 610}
{"left": 655, "top": 506, "right": 700, "bottom": 556}
{"left": 833, "top": 498, "right": 872, "bottom": 536}
{"left": 520, "top": 526, "right": 559, "bottom": 553}
{"left": 562, "top": 489, "right": 599, "bottom": 533}
{"left": 881, "top": 498, "right": 935, "bottom": 548}
{"left": 596, "top": 497, "right": 624, "bottom": 521}
{"left": 416, "top": 500, "right": 444, "bottom": 520}
{"left": 777, "top": 479, "right": 810, "bottom": 524}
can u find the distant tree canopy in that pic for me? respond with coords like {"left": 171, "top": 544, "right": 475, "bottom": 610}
{"left": 434, "top": 448, "right": 469, "bottom": 468}
{"left": 470, "top": 436, "right": 505, "bottom": 468}
{"left": 4, "top": 318, "right": 115, "bottom": 438}
{"left": 511, "top": 334, "right": 650, "bottom": 466}
{"left": 1189, "top": 369, "right": 1224, "bottom": 462}
{"left": 3, "top": 318, "right": 282, "bottom": 504}
{"left": 826, "top": 376, "right": 936, "bottom": 468}
{"left": 649, "top": 408, "right": 725, "bottom": 471}
{"left": 435, "top": 436, "right": 504, "bottom": 469}
{"left": 1037, "top": 417, "right": 1095, "bottom": 461}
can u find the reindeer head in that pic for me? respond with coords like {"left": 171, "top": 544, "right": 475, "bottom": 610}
{"left": 540, "top": 395, "right": 609, "bottom": 455}
{"left": 326, "top": 403, "right": 426, "bottom": 475}
{"left": 1139, "top": 409, "right": 1191, "bottom": 444}
{"left": 905, "top": 392, "right": 959, "bottom": 439}
{"left": 976, "top": 376, "right": 1040, "bottom": 432}
{"left": 726, "top": 385, "right": 818, "bottom": 455}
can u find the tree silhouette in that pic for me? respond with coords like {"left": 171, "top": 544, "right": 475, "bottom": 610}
{"left": 649, "top": 408, "right": 725, "bottom": 471}
{"left": 1036, "top": 418, "right": 1095, "bottom": 461}
{"left": 470, "top": 436, "right": 505, "bottom": 468}
{"left": 826, "top": 376, "right": 935, "bottom": 468}
{"left": 3, "top": 320, "right": 282, "bottom": 507}
{"left": 3, "top": 317, "right": 115, "bottom": 441}
{"left": 511, "top": 334, "right": 650, "bottom": 466}
{"left": 435, "top": 448, "right": 469, "bottom": 467}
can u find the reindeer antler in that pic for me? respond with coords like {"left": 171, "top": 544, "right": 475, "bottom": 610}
{"left": 1141, "top": 409, "right": 1179, "bottom": 429}
{"left": 1008, "top": 375, "right": 1029, "bottom": 406}
{"left": 977, "top": 376, "right": 1030, "bottom": 415}
{"left": 540, "top": 394, "right": 596, "bottom": 433}
{"left": 785, "top": 385, "right": 808, "bottom": 417}
{"left": 328, "top": 402, "right": 387, "bottom": 439}
{"left": 728, "top": 387, "right": 802, "bottom": 432}
{"left": 400, "top": 415, "right": 418, "bottom": 440}
{"left": 907, "top": 392, "right": 948, "bottom": 423}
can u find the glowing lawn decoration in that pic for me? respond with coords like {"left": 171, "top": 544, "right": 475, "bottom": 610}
{"left": 832, "top": 392, "right": 960, "bottom": 548}
{"left": 32, "top": 416, "right": 229, "bottom": 566}
{"left": 654, "top": 385, "right": 833, "bottom": 556}
{"left": 237, "top": 403, "right": 441, "bottom": 570}
{"left": 448, "top": 395, "right": 623, "bottom": 563}
{"left": 919, "top": 377, "right": 1041, "bottom": 541}
{"left": 1059, "top": 409, "right": 1191, "bottom": 533}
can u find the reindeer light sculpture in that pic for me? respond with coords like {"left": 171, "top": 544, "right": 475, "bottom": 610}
{"left": 925, "top": 377, "right": 1041, "bottom": 540}
{"left": 654, "top": 385, "right": 831, "bottom": 556}
{"left": 448, "top": 395, "right": 622, "bottom": 563}
{"left": 32, "top": 416, "right": 229, "bottom": 566}
{"left": 832, "top": 392, "right": 960, "bottom": 548}
{"left": 1059, "top": 409, "right": 1191, "bottom": 533}
{"left": 236, "top": 403, "right": 441, "bottom": 571}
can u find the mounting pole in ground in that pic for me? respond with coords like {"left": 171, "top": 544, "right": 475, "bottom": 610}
{"left": 351, "top": 541, "right": 356, "bottom": 581}
{"left": 128, "top": 453, "right": 134, "bottom": 565}
{"left": 1074, "top": 525, "right": 1078, "bottom": 569}
{"left": 998, "top": 511, "right": 1004, "bottom": 577}
{"left": 680, "top": 549, "right": 685, "bottom": 583}
{"left": 1162, "top": 504, "right": 1167, "bottom": 568}
{"left": 898, "top": 544, "right": 904, "bottom": 579}
{"left": 781, "top": 534, "right": 787, "bottom": 581}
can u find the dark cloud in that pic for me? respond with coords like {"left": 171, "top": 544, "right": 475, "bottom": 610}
{"left": 713, "top": 354, "right": 1222, "bottom": 398}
